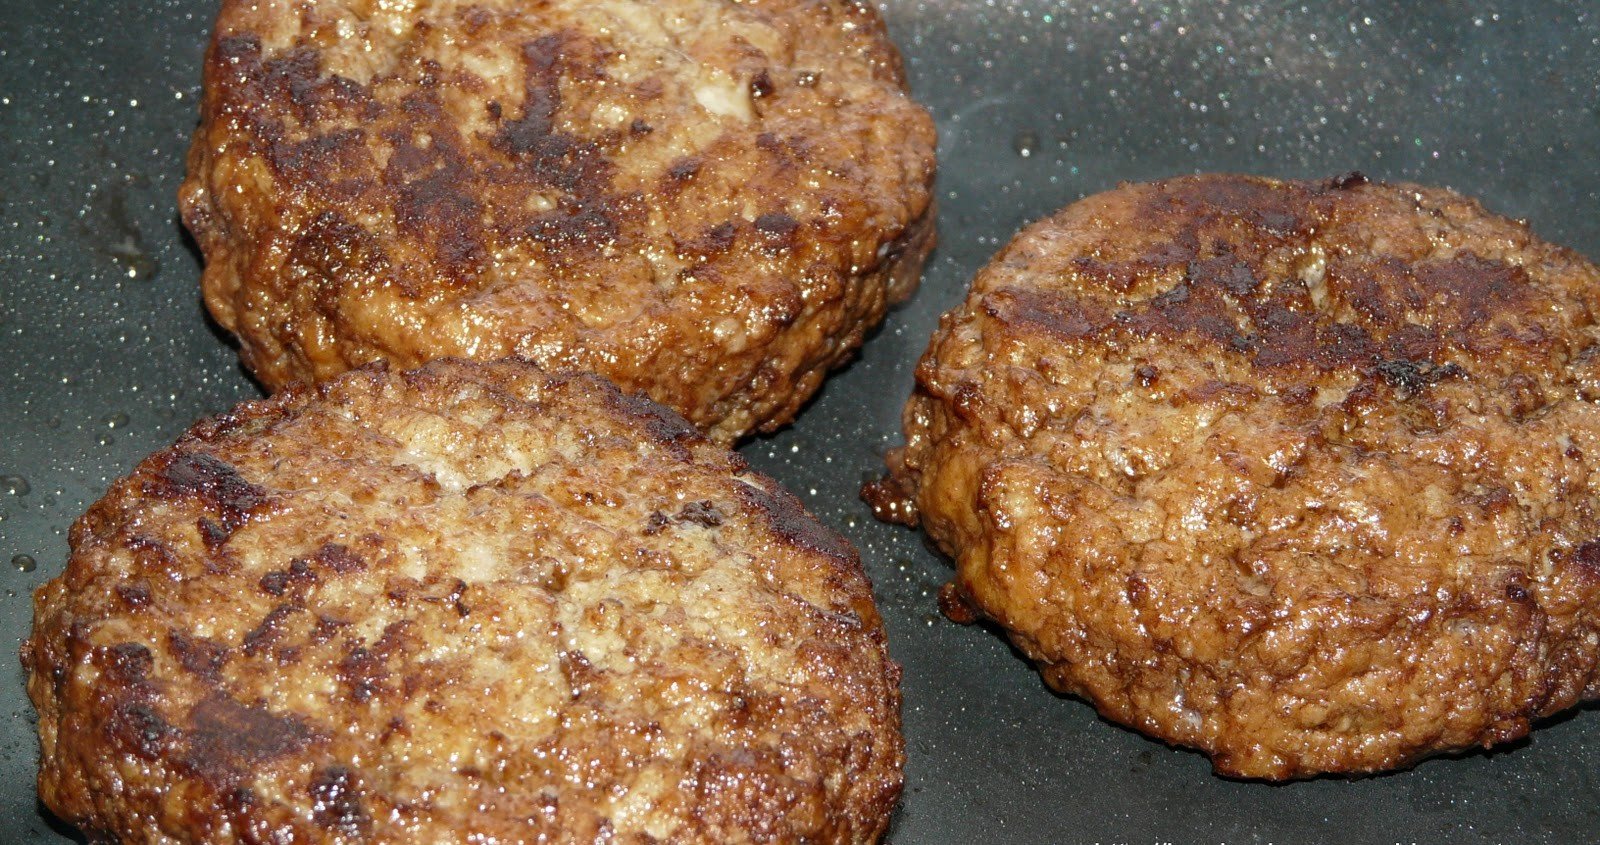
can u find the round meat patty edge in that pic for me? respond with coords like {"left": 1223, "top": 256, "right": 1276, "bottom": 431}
{"left": 26, "top": 357, "right": 904, "bottom": 842}
{"left": 872, "top": 172, "right": 1600, "bottom": 779}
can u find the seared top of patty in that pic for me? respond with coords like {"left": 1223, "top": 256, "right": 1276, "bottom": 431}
{"left": 180, "top": 0, "right": 936, "bottom": 442}
{"left": 28, "top": 359, "right": 902, "bottom": 842}
{"left": 888, "top": 173, "right": 1600, "bottom": 778}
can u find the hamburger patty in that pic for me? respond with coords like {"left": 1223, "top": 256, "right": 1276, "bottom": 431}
{"left": 179, "top": 0, "right": 936, "bottom": 444}
{"left": 26, "top": 358, "right": 902, "bottom": 842}
{"left": 870, "top": 173, "right": 1600, "bottom": 779}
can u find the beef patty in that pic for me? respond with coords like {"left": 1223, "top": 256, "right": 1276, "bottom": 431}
{"left": 870, "top": 173, "right": 1600, "bottom": 779}
{"left": 179, "top": 0, "right": 936, "bottom": 444}
{"left": 27, "top": 358, "right": 902, "bottom": 842}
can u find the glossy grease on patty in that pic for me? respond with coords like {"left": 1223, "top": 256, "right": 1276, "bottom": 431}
{"left": 28, "top": 358, "right": 902, "bottom": 842}
{"left": 873, "top": 173, "right": 1600, "bottom": 779}
{"left": 180, "top": 0, "right": 936, "bottom": 444}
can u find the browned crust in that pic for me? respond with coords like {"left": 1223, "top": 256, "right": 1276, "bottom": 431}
{"left": 882, "top": 173, "right": 1600, "bottom": 779}
{"left": 28, "top": 358, "right": 902, "bottom": 842}
{"left": 179, "top": 0, "right": 937, "bottom": 444}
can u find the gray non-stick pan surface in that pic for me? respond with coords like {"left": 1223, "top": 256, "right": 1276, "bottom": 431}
{"left": 4, "top": 1, "right": 1600, "bottom": 842}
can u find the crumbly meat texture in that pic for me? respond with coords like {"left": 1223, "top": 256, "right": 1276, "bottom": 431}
{"left": 179, "top": 0, "right": 936, "bottom": 445}
{"left": 27, "top": 358, "right": 902, "bottom": 843}
{"left": 872, "top": 173, "right": 1600, "bottom": 779}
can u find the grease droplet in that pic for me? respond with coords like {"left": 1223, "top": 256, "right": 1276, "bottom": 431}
{"left": 97, "top": 433, "right": 116, "bottom": 447}
{"left": 11, "top": 555, "right": 36, "bottom": 573}
{"left": 108, "top": 241, "right": 160, "bottom": 281}
{"left": 103, "top": 411, "right": 130, "bottom": 429}
{"left": 0, "top": 476, "right": 29, "bottom": 496}
{"left": 1012, "top": 130, "right": 1040, "bottom": 158}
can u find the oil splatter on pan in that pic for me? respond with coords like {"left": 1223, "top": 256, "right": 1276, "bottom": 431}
{"left": 2, "top": 1, "right": 1598, "bottom": 841}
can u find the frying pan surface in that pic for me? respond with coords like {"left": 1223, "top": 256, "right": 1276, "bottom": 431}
{"left": 3, "top": 1, "right": 1598, "bottom": 841}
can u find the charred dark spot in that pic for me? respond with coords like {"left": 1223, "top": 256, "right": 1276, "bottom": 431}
{"left": 1313, "top": 323, "right": 1378, "bottom": 369}
{"left": 667, "top": 157, "right": 702, "bottom": 182}
{"left": 379, "top": 717, "right": 407, "bottom": 743}
{"left": 754, "top": 212, "right": 799, "bottom": 252}
{"left": 310, "top": 766, "right": 371, "bottom": 836}
{"left": 263, "top": 48, "right": 322, "bottom": 115}
{"left": 1187, "top": 256, "right": 1259, "bottom": 296}
{"left": 749, "top": 70, "right": 774, "bottom": 99}
{"left": 1245, "top": 301, "right": 1314, "bottom": 369}
{"left": 259, "top": 571, "right": 288, "bottom": 596}
{"left": 682, "top": 221, "right": 737, "bottom": 257}
{"left": 1184, "top": 380, "right": 1260, "bottom": 407}
{"left": 99, "top": 642, "right": 154, "bottom": 686}
{"left": 558, "top": 650, "right": 596, "bottom": 698}
{"left": 338, "top": 622, "right": 413, "bottom": 703}
{"left": 1148, "top": 176, "right": 1307, "bottom": 242}
{"left": 260, "top": 557, "right": 317, "bottom": 597}
{"left": 629, "top": 118, "right": 653, "bottom": 135}
{"left": 1134, "top": 365, "right": 1160, "bottom": 387}
{"left": 224, "top": 786, "right": 257, "bottom": 815}
{"left": 677, "top": 500, "right": 724, "bottom": 528}
{"left": 169, "top": 631, "right": 230, "bottom": 682}
{"left": 311, "top": 615, "right": 350, "bottom": 646}
{"left": 1325, "top": 170, "right": 1369, "bottom": 190}
{"left": 313, "top": 543, "right": 364, "bottom": 574}
{"left": 116, "top": 579, "right": 153, "bottom": 610}
{"left": 1413, "top": 255, "right": 1532, "bottom": 333}
{"left": 1377, "top": 359, "right": 1465, "bottom": 393}
{"left": 609, "top": 390, "right": 701, "bottom": 450}
{"left": 108, "top": 703, "right": 176, "bottom": 760}
{"left": 1124, "top": 573, "right": 1150, "bottom": 606}
{"left": 983, "top": 288, "right": 1112, "bottom": 341}
{"left": 268, "top": 128, "right": 369, "bottom": 184}
{"left": 341, "top": 648, "right": 383, "bottom": 703}
{"left": 1279, "top": 384, "right": 1316, "bottom": 406}
{"left": 215, "top": 34, "right": 263, "bottom": 67}
{"left": 198, "top": 517, "right": 231, "bottom": 549}
{"left": 243, "top": 604, "right": 301, "bottom": 657}
{"left": 527, "top": 202, "right": 620, "bottom": 248}
{"left": 1464, "top": 485, "right": 1514, "bottom": 515}
{"left": 1068, "top": 257, "right": 1149, "bottom": 292}
{"left": 1123, "top": 281, "right": 1249, "bottom": 349}
{"left": 1502, "top": 372, "right": 1548, "bottom": 420}
{"left": 1384, "top": 323, "right": 1442, "bottom": 361}
{"left": 1574, "top": 539, "right": 1600, "bottom": 577}
{"left": 1151, "top": 284, "right": 1188, "bottom": 307}
{"left": 422, "top": 579, "right": 471, "bottom": 618}
{"left": 1253, "top": 209, "right": 1300, "bottom": 235}
{"left": 292, "top": 212, "right": 387, "bottom": 299}
{"left": 738, "top": 479, "right": 853, "bottom": 562}
{"left": 481, "top": 34, "right": 620, "bottom": 254}
{"left": 385, "top": 113, "right": 485, "bottom": 277}
{"left": 154, "top": 451, "right": 268, "bottom": 531}
{"left": 184, "top": 695, "right": 317, "bottom": 785}
{"left": 646, "top": 500, "right": 726, "bottom": 534}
